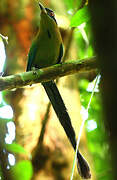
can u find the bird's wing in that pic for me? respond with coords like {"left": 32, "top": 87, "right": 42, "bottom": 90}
{"left": 26, "top": 40, "right": 38, "bottom": 71}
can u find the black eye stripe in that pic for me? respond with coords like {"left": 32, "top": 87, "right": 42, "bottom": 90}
{"left": 51, "top": 16, "right": 57, "bottom": 24}
{"left": 45, "top": 8, "right": 57, "bottom": 24}
{"left": 45, "top": 8, "right": 54, "bottom": 14}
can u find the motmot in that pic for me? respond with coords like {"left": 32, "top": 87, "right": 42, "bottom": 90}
{"left": 26, "top": 3, "right": 91, "bottom": 179}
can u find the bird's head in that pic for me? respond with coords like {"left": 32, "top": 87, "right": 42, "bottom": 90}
{"left": 39, "top": 3, "right": 57, "bottom": 29}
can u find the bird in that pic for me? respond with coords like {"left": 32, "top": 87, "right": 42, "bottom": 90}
{"left": 26, "top": 3, "right": 91, "bottom": 179}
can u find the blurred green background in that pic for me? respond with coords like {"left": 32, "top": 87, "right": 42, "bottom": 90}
{"left": 0, "top": 0, "right": 111, "bottom": 179}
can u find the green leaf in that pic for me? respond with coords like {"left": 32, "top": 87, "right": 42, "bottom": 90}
{"left": 10, "top": 160, "right": 33, "bottom": 180}
{"left": 4, "top": 143, "right": 28, "bottom": 155}
{"left": 70, "top": 6, "right": 91, "bottom": 27}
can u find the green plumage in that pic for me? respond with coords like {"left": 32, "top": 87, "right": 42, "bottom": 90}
{"left": 27, "top": 8, "right": 63, "bottom": 71}
{"left": 26, "top": 3, "right": 91, "bottom": 179}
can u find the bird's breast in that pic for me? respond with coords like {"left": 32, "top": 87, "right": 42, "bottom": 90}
{"left": 33, "top": 28, "right": 62, "bottom": 69}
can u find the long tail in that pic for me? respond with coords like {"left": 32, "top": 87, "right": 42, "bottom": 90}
{"left": 42, "top": 80, "right": 91, "bottom": 179}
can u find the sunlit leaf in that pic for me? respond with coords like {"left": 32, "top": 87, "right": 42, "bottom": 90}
{"left": 4, "top": 143, "right": 28, "bottom": 155}
{"left": 70, "top": 6, "right": 91, "bottom": 27}
{"left": 10, "top": 160, "right": 33, "bottom": 180}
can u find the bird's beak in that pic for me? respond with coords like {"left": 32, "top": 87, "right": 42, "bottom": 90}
{"left": 39, "top": 3, "right": 47, "bottom": 14}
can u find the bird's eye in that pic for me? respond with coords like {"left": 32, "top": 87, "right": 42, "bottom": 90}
{"left": 50, "top": 12, "right": 55, "bottom": 17}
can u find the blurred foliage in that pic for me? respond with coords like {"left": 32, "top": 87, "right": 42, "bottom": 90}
{"left": 63, "top": 0, "right": 81, "bottom": 10}
{"left": 69, "top": 2, "right": 112, "bottom": 179}
{"left": 78, "top": 79, "right": 112, "bottom": 180}
{"left": 10, "top": 160, "right": 33, "bottom": 180}
{"left": 4, "top": 143, "right": 29, "bottom": 155}
{"left": 70, "top": 6, "right": 90, "bottom": 27}
{"left": 0, "top": 0, "right": 112, "bottom": 180}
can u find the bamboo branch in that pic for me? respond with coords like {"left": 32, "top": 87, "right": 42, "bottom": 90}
{"left": 0, "top": 57, "right": 97, "bottom": 91}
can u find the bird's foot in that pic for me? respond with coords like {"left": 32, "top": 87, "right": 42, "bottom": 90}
{"left": 31, "top": 66, "right": 39, "bottom": 76}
